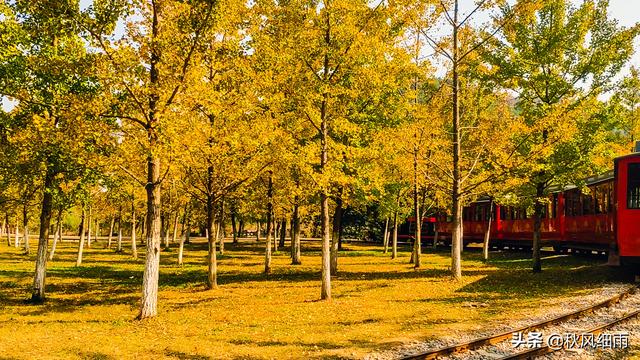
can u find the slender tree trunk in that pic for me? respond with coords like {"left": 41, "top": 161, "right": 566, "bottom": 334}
{"left": 23, "top": 204, "right": 29, "bottom": 255}
{"left": 96, "top": 218, "right": 100, "bottom": 238}
{"left": 206, "top": 191, "right": 218, "bottom": 289}
{"left": 278, "top": 219, "right": 286, "bottom": 249}
{"left": 107, "top": 216, "right": 115, "bottom": 249}
{"left": 391, "top": 212, "right": 398, "bottom": 259}
{"left": 331, "top": 195, "right": 343, "bottom": 276}
{"left": 264, "top": 171, "right": 274, "bottom": 274}
{"left": 231, "top": 210, "right": 238, "bottom": 244}
{"left": 162, "top": 213, "right": 170, "bottom": 250}
{"left": 256, "top": 221, "right": 261, "bottom": 242}
{"left": 14, "top": 218, "right": 19, "bottom": 248}
{"left": 238, "top": 218, "right": 244, "bottom": 239}
{"left": 383, "top": 217, "right": 389, "bottom": 253}
{"left": 291, "top": 198, "right": 302, "bottom": 265}
{"left": 76, "top": 207, "right": 86, "bottom": 266}
{"left": 218, "top": 199, "right": 225, "bottom": 255}
{"left": 483, "top": 200, "right": 493, "bottom": 261}
{"left": 272, "top": 218, "right": 278, "bottom": 253}
{"left": 141, "top": 211, "right": 147, "bottom": 246}
{"left": 49, "top": 209, "right": 63, "bottom": 261}
{"left": 32, "top": 169, "right": 55, "bottom": 302}
{"left": 413, "top": 137, "right": 422, "bottom": 269}
{"left": 532, "top": 182, "right": 544, "bottom": 273}
{"left": 5, "top": 213, "right": 11, "bottom": 247}
{"left": 117, "top": 207, "right": 123, "bottom": 252}
{"left": 450, "top": 0, "right": 463, "bottom": 280}
{"left": 171, "top": 211, "right": 179, "bottom": 245}
{"left": 180, "top": 209, "right": 189, "bottom": 266}
{"left": 87, "top": 206, "right": 92, "bottom": 249}
{"left": 131, "top": 197, "right": 138, "bottom": 260}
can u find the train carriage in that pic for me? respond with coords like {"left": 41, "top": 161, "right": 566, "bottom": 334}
{"left": 402, "top": 150, "right": 640, "bottom": 266}
{"left": 615, "top": 153, "right": 640, "bottom": 264}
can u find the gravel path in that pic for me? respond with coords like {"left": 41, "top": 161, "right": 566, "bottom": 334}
{"left": 365, "top": 283, "right": 635, "bottom": 360}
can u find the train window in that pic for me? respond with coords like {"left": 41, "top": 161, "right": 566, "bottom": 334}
{"left": 474, "top": 205, "right": 483, "bottom": 221}
{"left": 565, "top": 190, "right": 581, "bottom": 217}
{"left": 552, "top": 194, "right": 558, "bottom": 218}
{"left": 582, "top": 191, "right": 593, "bottom": 215}
{"left": 628, "top": 163, "right": 640, "bottom": 209}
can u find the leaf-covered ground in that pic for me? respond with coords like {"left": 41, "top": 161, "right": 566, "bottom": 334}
{"left": 0, "top": 239, "right": 631, "bottom": 359}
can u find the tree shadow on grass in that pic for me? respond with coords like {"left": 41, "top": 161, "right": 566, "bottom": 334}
{"left": 456, "top": 254, "right": 630, "bottom": 300}
{"left": 164, "top": 350, "right": 211, "bottom": 360}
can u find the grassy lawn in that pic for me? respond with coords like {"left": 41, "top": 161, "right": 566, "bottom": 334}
{"left": 0, "top": 239, "right": 629, "bottom": 359}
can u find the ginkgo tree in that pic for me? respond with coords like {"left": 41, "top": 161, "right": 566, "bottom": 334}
{"left": 485, "top": 0, "right": 640, "bottom": 272}
{"left": 252, "top": 0, "right": 414, "bottom": 300}
{"left": 0, "top": 0, "right": 115, "bottom": 302}
{"left": 81, "top": 0, "right": 217, "bottom": 318}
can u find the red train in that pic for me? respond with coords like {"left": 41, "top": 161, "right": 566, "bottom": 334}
{"left": 399, "top": 152, "right": 640, "bottom": 265}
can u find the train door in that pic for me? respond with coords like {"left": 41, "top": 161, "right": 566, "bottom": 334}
{"left": 615, "top": 155, "right": 640, "bottom": 259}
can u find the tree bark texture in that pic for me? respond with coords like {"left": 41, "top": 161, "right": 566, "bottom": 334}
{"left": 291, "top": 198, "right": 301, "bottom": 265}
{"left": 264, "top": 171, "right": 274, "bottom": 274}
{"left": 49, "top": 209, "right": 62, "bottom": 261}
{"left": 32, "top": 169, "right": 54, "bottom": 302}
{"left": 330, "top": 195, "right": 343, "bottom": 276}
{"left": 450, "top": 0, "right": 463, "bottom": 280}
{"left": 76, "top": 207, "right": 86, "bottom": 266}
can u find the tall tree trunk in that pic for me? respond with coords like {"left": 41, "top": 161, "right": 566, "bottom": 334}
{"left": 413, "top": 136, "right": 422, "bottom": 269}
{"left": 107, "top": 215, "right": 115, "bottom": 249}
{"left": 391, "top": 212, "right": 398, "bottom": 259}
{"left": 206, "top": 186, "right": 218, "bottom": 290}
{"left": 264, "top": 171, "right": 274, "bottom": 274}
{"left": 131, "top": 197, "right": 138, "bottom": 260}
{"left": 171, "top": 211, "right": 179, "bottom": 245}
{"left": 450, "top": 0, "right": 463, "bottom": 280}
{"left": 49, "top": 209, "right": 63, "bottom": 261}
{"left": 162, "top": 213, "right": 170, "bottom": 250}
{"left": 291, "top": 198, "right": 302, "bottom": 265}
{"left": 180, "top": 215, "right": 189, "bottom": 266}
{"left": 256, "top": 221, "right": 261, "bottom": 242}
{"left": 272, "top": 218, "right": 278, "bottom": 253}
{"left": 14, "top": 218, "right": 19, "bottom": 248}
{"left": 87, "top": 206, "right": 92, "bottom": 249}
{"left": 138, "top": 152, "right": 162, "bottom": 318}
{"left": 383, "top": 217, "right": 389, "bottom": 254}
{"left": 532, "top": 182, "right": 544, "bottom": 273}
{"left": 23, "top": 204, "right": 29, "bottom": 255}
{"left": 279, "top": 218, "right": 286, "bottom": 249}
{"left": 141, "top": 211, "right": 147, "bottom": 246}
{"left": 331, "top": 195, "right": 343, "bottom": 276}
{"left": 231, "top": 210, "right": 238, "bottom": 244}
{"left": 32, "top": 169, "right": 55, "bottom": 302}
{"left": 76, "top": 207, "right": 86, "bottom": 266}
{"left": 5, "top": 213, "right": 11, "bottom": 247}
{"left": 483, "top": 200, "right": 493, "bottom": 261}
{"left": 218, "top": 199, "right": 225, "bottom": 255}
{"left": 117, "top": 207, "right": 123, "bottom": 252}
{"left": 238, "top": 218, "right": 244, "bottom": 239}
{"left": 95, "top": 218, "right": 100, "bottom": 241}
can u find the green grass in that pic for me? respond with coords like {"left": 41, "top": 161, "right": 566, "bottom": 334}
{"left": 0, "top": 238, "right": 630, "bottom": 359}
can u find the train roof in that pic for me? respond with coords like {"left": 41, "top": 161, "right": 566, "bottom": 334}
{"left": 547, "top": 170, "right": 614, "bottom": 193}
{"left": 614, "top": 152, "right": 640, "bottom": 162}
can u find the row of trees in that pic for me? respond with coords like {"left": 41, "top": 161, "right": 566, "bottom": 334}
{"left": 0, "top": 0, "right": 638, "bottom": 319}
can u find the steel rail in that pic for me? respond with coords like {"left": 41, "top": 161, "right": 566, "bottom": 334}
{"left": 499, "top": 309, "right": 640, "bottom": 359}
{"left": 400, "top": 285, "right": 636, "bottom": 360}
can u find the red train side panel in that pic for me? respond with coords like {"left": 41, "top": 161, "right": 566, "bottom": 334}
{"left": 615, "top": 154, "right": 640, "bottom": 260}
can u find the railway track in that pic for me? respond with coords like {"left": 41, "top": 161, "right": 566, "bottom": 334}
{"left": 400, "top": 285, "right": 638, "bottom": 360}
